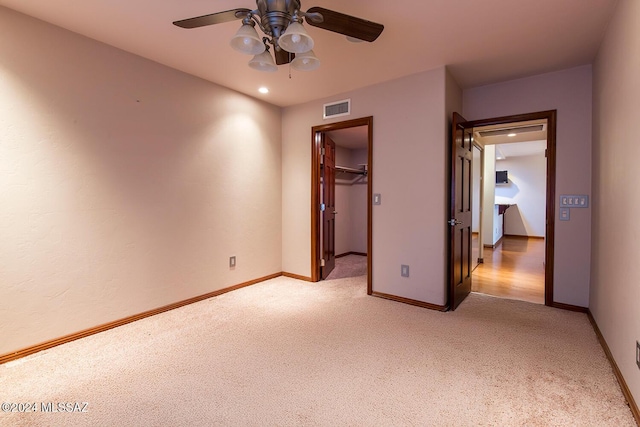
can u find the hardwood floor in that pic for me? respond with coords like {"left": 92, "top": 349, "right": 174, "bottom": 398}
{"left": 472, "top": 236, "right": 545, "bottom": 304}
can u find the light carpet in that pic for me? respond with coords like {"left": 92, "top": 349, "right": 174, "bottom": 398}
{"left": 325, "top": 254, "right": 367, "bottom": 280}
{"left": 0, "top": 275, "right": 635, "bottom": 426}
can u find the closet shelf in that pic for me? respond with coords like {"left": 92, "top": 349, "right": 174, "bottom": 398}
{"left": 335, "top": 165, "right": 368, "bottom": 176}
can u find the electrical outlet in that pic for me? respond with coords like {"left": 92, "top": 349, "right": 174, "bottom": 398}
{"left": 229, "top": 256, "right": 236, "bottom": 268}
{"left": 636, "top": 341, "right": 640, "bottom": 370}
{"left": 401, "top": 265, "right": 409, "bottom": 278}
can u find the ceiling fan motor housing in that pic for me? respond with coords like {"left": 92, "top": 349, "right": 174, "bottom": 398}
{"left": 257, "top": 0, "right": 302, "bottom": 38}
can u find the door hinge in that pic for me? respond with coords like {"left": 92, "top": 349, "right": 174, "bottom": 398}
{"left": 321, "top": 147, "right": 326, "bottom": 156}
{"left": 320, "top": 258, "right": 325, "bottom": 267}
{"left": 320, "top": 203, "right": 326, "bottom": 211}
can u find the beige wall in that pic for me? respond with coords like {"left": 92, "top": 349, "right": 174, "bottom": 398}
{"left": 335, "top": 146, "right": 354, "bottom": 256}
{"left": 591, "top": 0, "right": 640, "bottom": 406}
{"left": 283, "top": 67, "right": 460, "bottom": 305}
{"left": 334, "top": 146, "right": 368, "bottom": 256}
{"left": 472, "top": 147, "right": 481, "bottom": 233}
{"left": 0, "top": 7, "right": 282, "bottom": 355}
{"left": 463, "top": 65, "right": 593, "bottom": 307}
{"left": 482, "top": 145, "right": 498, "bottom": 246}
{"left": 496, "top": 154, "right": 547, "bottom": 237}
{"left": 349, "top": 149, "right": 368, "bottom": 254}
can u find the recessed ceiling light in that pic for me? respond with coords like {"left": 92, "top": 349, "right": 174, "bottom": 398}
{"left": 507, "top": 133, "right": 517, "bottom": 137}
{"left": 258, "top": 87, "right": 269, "bottom": 94}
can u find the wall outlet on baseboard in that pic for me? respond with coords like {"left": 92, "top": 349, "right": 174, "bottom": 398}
{"left": 401, "top": 265, "right": 409, "bottom": 278}
{"left": 229, "top": 256, "right": 236, "bottom": 268}
{"left": 636, "top": 341, "right": 640, "bottom": 370}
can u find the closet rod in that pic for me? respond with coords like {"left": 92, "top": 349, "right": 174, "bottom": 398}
{"left": 335, "top": 165, "right": 367, "bottom": 176}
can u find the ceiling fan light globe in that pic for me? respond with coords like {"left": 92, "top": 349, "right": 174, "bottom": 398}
{"left": 291, "top": 49, "right": 320, "bottom": 71}
{"left": 279, "top": 21, "right": 314, "bottom": 53}
{"left": 248, "top": 50, "right": 278, "bottom": 72}
{"left": 230, "top": 23, "right": 265, "bottom": 55}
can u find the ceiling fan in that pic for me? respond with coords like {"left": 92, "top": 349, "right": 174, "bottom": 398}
{"left": 173, "top": 0, "right": 384, "bottom": 72}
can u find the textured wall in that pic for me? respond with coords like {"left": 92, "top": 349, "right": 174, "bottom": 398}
{"left": 283, "top": 67, "right": 454, "bottom": 306}
{"left": 591, "top": 0, "right": 640, "bottom": 408}
{"left": 349, "top": 148, "right": 368, "bottom": 254}
{"left": 495, "top": 154, "right": 547, "bottom": 237}
{"left": 0, "top": 7, "right": 282, "bottom": 355}
{"left": 334, "top": 146, "right": 353, "bottom": 256}
{"left": 472, "top": 147, "right": 481, "bottom": 233}
{"left": 334, "top": 147, "right": 367, "bottom": 256}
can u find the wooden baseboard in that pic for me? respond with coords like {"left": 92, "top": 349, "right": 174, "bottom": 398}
{"left": 504, "top": 234, "right": 545, "bottom": 240}
{"left": 336, "top": 251, "right": 367, "bottom": 258}
{"left": 371, "top": 291, "right": 448, "bottom": 311}
{"left": 587, "top": 310, "right": 640, "bottom": 424}
{"left": 282, "top": 272, "right": 314, "bottom": 282}
{"left": 484, "top": 236, "right": 544, "bottom": 249}
{"left": 550, "top": 301, "right": 588, "bottom": 313}
{"left": 0, "top": 272, "right": 283, "bottom": 366}
{"left": 483, "top": 237, "right": 503, "bottom": 249}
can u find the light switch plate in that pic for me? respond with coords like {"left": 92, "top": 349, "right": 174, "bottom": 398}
{"left": 559, "top": 208, "right": 570, "bottom": 221}
{"left": 401, "top": 265, "right": 409, "bottom": 277}
{"left": 560, "top": 194, "right": 589, "bottom": 208}
{"left": 636, "top": 341, "right": 640, "bottom": 369}
{"left": 229, "top": 256, "right": 236, "bottom": 268}
{"left": 578, "top": 195, "right": 589, "bottom": 207}
{"left": 373, "top": 193, "right": 381, "bottom": 205}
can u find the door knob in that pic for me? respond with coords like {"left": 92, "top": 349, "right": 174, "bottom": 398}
{"left": 448, "top": 219, "right": 463, "bottom": 226}
{"left": 333, "top": 211, "right": 338, "bottom": 215}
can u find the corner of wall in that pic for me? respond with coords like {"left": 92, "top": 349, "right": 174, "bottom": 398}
{"left": 445, "top": 67, "right": 464, "bottom": 120}
{"left": 588, "top": 0, "right": 640, "bottom": 413}
{"left": 0, "top": 6, "right": 284, "bottom": 355}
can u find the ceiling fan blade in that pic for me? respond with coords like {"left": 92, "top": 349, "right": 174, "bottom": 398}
{"left": 173, "top": 8, "right": 251, "bottom": 29}
{"left": 274, "top": 49, "right": 295, "bottom": 66}
{"left": 304, "top": 7, "right": 384, "bottom": 42}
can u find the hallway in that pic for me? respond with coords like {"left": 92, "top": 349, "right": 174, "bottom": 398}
{"left": 472, "top": 236, "right": 545, "bottom": 304}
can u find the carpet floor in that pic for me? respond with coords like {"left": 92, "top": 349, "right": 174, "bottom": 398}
{"left": 325, "top": 254, "right": 367, "bottom": 280}
{"left": 0, "top": 275, "right": 635, "bottom": 426}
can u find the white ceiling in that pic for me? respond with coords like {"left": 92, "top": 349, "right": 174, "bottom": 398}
{"left": 326, "top": 126, "right": 368, "bottom": 150}
{"left": 474, "top": 119, "right": 547, "bottom": 144}
{"left": 0, "top": 0, "right": 618, "bottom": 107}
{"left": 475, "top": 119, "right": 547, "bottom": 159}
{"left": 496, "top": 140, "right": 546, "bottom": 159}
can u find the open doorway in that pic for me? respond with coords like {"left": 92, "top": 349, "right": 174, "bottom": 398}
{"left": 448, "top": 111, "right": 556, "bottom": 310}
{"left": 311, "top": 117, "right": 373, "bottom": 293}
{"left": 471, "top": 119, "right": 548, "bottom": 304}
